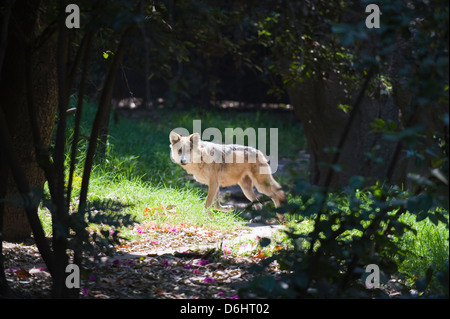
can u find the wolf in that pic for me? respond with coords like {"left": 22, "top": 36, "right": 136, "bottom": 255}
{"left": 169, "top": 131, "right": 285, "bottom": 212}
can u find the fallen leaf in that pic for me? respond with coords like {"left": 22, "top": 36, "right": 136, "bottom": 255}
{"left": 254, "top": 249, "right": 266, "bottom": 259}
{"left": 15, "top": 268, "right": 31, "bottom": 279}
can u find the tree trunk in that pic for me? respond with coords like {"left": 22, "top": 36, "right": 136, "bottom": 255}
{"left": 140, "top": 0, "right": 152, "bottom": 109}
{"left": 287, "top": 35, "right": 446, "bottom": 189}
{"left": 0, "top": 1, "right": 58, "bottom": 241}
{"left": 288, "top": 74, "right": 400, "bottom": 188}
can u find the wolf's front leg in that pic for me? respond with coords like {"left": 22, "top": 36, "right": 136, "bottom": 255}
{"left": 213, "top": 190, "right": 234, "bottom": 212}
{"left": 205, "top": 181, "right": 234, "bottom": 212}
{"left": 205, "top": 180, "right": 220, "bottom": 210}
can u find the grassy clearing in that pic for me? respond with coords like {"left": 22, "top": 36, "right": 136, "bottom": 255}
{"left": 39, "top": 99, "right": 305, "bottom": 239}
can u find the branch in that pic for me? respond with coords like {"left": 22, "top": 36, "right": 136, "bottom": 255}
{"left": 323, "top": 70, "right": 373, "bottom": 188}
{"left": 66, "top": 32, "right": 94, "bottom": 208}
{"left": 78, "top": 27, "right": 133, "bottom": 208}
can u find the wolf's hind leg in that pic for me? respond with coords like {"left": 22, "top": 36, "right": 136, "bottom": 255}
{"left": 239, "top": 175, "right": 262, "bottom": 209}
{"left": 253, "top": 171, "right": 285, "bottom": 208}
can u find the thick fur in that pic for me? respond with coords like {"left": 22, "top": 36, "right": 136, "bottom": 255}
{"left": 169, "top": 131, "right": 285, "bottom": 212}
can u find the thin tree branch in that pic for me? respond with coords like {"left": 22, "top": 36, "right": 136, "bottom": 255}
{"left": 304, "top": 71, "right": 373, "bottom": 292}
{"left": 307, "top": 70, "right": 373, "bottom": 256}
{"left": 51, "top": 0, "right": 71, "bottom": 298}
{"left": 66, "top": 32, "right": 94, "bottom": 208}
{"left": 78, "top": 27, "right": 133, "bottom": 209}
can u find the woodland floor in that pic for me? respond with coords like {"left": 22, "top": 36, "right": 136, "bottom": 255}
{"left": 2, "top": 114, "right": 308, "bottom": 299}
{"left": 3, "top": 195, "right": 290, "bottom": 300}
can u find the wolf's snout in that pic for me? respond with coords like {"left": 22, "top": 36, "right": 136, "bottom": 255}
{"left": 180, "top": 158, "right": 188, "bottom": 165}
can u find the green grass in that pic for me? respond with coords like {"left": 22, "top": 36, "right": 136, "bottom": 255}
{"left": 84, "top": 171, "right": 243, "bottom": 239}
{"left": 255, "top": 190, "right": 449, "bottom": 295}
{"left": 396, "top": 211, "right": 449, "bottom": 293}
{"left": 39, "top": 99, "right": 305, "bottom": 239}
{"left": 38, "top": 98, "right": 448, "bottom": 294}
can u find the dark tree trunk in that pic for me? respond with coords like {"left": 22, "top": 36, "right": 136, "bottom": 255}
{"left": 287, "top": 35, "right": 447, "bottom": 189}
{"left": 0, "top": 1, "right": 58, "bottom": 241}
{"left": 288, "top": 74, "right": 401, "bottom": 188}
{"left": 140, "top": 0, "right": 152, "bottom": 109}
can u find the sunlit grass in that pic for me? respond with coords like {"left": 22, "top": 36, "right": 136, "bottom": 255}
{"left": 37, "top": 99, "right": 448, "bottom": 295}
{"left": 396, "top": 211, "right": 449, "bottom": 292}
{"left": 39, "top": 99, "right": 304, "bottom": 240}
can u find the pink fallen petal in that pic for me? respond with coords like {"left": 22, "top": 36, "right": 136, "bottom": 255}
{"left": 197, "top": 259, "right": 210, "bottom": 266}
{"left": 193, "top": 269, "right": 202, "bottom": 275}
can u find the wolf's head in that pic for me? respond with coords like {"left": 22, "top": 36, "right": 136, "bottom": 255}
{"left": 169, "top": 131, "right": 202, "bottom": 165}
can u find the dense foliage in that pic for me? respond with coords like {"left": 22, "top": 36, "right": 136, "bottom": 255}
{"left": 239, "top": 0, "right": 449, "bottom": 297}
{"left": 1, "top": 0, "right": 448, "bottom": 298}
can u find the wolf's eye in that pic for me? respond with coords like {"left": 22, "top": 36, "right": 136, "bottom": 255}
{"left": 178, "top": 149, "right": 182, "bottom": 155}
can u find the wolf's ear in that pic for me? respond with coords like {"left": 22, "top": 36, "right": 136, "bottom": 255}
{"left": 170, "top": 131, "right": 181, "bottom": 145}
{"left": 189, "top": 132, "right": 200, "bottom": 145}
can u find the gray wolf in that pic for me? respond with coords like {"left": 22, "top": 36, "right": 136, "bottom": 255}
{"left": 169, "top": 131, "right": 285, "bottom": 212}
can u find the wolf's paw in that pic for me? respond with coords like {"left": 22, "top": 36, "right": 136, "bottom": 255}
{"left": 252, "top": 203, "right": 263, "bottom": 210}
{"left": 219, "top": 205, "right": 235, "bottom": 212}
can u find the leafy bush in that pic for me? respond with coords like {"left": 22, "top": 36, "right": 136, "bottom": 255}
{"left": 242, "top": 182, "right": 448, "bottom": 298}
{"left": 239, "top": 0, "right": 448, "bottom": 299}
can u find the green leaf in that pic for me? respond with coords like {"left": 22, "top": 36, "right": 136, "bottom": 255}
{"left": 370, "top": 118, "right": 385, "bottom": 131}
{"left": 416, "top": 267, "right": 434, "bottom": 292}
{"left": 349, "top": 176, "right": 365, "bottom": 189}
{"left": 416, "top": 210, "right": 429, "bottom": 222}
{"left": 431, "top": 169, "right": 448, "bottom": 185}
{"left": 103, "top": 50, "right": 115, "bottom": 60}
{"left": 295, "top": 180, "right": 310, "bottom": 193}
{"left": 435, "top": 210, "right": 449, "bottom": 225}
{"left": 294, "top": 272, "right": 308, "bottom": 289}
{"left": 407, "top": 193, "right": 433, "bottom": 214}
{"left": 338, "top": 103, "right": 352, "bottom": 113}
{"left": 260, "top": 237, "right": 271, "bottom": 247}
